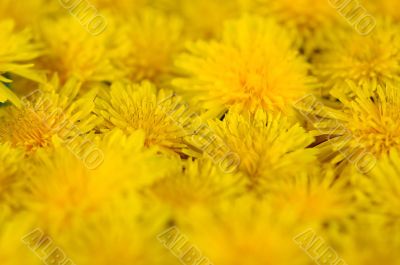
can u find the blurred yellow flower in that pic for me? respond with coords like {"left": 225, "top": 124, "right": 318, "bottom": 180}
{"left": 110, "top": 8, "right": 184, "bottom": 86}
{"left": 314, "top": 18, "right": 400, "bottom": 96}
{"left": 0, "top": 0, "right": 57, "bottom": 29}
{"left": 24, "top": 129, "right": 174, "bottom": 234}
{"left": 0, "top": 213, "right": 40, "bottom": 265}
{"left": 58, "top": 194, "right": 177, "bottom": 265}
{"left": 155, "top": 0, "right": 247, "bottom": 38}
{"left": 355, "top": 149, "right": 400, "bottom": 233}
{"left": 339, "top": 222, "right": 400, "bottom": 265}
{"left": 91, "top": 0, "right": 148, "bottom": 15}
{"left": 0, "top": 20, "right": 43, "bottom": 107}
{"left": 37, "top": 15, "right": 118, "bottom": 84}
{"left": 268, "top": 167, "right": 355, "bottom": 225}
{"left": 367, "top": 0, "right": 400, "bottom": 22}
{"left": 0, "top": 143, "right": 24, "bottom": 212}
{"left": 150, "top": 158, "right": 246, "bottom": 213}
{"left": 182, "top": 197, "right": 310, "bottom": 265}
{"left": 251, "top": 0, "right": 343, "bottom": 53}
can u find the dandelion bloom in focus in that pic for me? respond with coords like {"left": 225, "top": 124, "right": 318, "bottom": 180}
{"left": 173, "top": 15, "right": 315, "bottom": 117}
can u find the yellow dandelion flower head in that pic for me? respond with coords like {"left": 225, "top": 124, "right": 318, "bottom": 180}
{"left": 155, "top": 0, "right": 246, "bottom": 38}
{"left": 96, "top": 81, "right": 197, "bottom": 156}
{"left": 0, "top": 76, "right": 99, "bottom": 153}
{"left": 173, "top": 15, "right": 315, "bottom": 117}
{"left": 308, "top": 83, "right": 399, "bottom": 171}
{"left": 150, "top": 158, "right": 246, "bottom": 213}
{"left": 180, "top": 197, "right": 310, "bottom": 265}
{"left": 315, "top": 18, "right": 400, "bottom": 96}
{"left": 37, "top": 15, "right": 118, "bottom": 84}
{"left": 110, "top": 8, "right": 184, "bottom": 85}
{"left": 198, "top": 109, "right": 317, "bottom": 192}
{"left": 60, "top": 194, "right": 175, "bottom": 265}
{"left": 268, "top": 167, "right": 354, "bottom": 225}
{"left": 251, "top": 0, "right": 342, "bottom": 50}
{"left": 0, "top": 20, "right": 42, "bottom": 79}
{"left": 0, "top": 19, "right": 43, "bottom": 106}
{"left": 257, "top": 0, "right": 340, "bottom": 27}
{"left": 24, "top": 129, "right": 174, "bottom": 234}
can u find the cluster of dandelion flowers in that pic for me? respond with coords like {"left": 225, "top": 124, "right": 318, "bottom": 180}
{"left": 2, "top": 1, "right": 400, "bottom": 264}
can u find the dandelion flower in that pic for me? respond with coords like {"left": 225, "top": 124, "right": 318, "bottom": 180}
{"left": 196, "top": 109, "right": 317, "bottom": 192}
{"left": 314, "top": 18, "right": 400, "bottom": 96}
{"left": 37, "top": 16, "right": 118, "bottom": 84}
{"left": 110, "top": 8, "right": 184, "bottom": 86}
{"left": 96, "top": 81, "right": 197, "bottom": 156}
{"left": 181, "top": 198, "right": 310, "bottom": 265}
{"left": 0, "top": 20, "right": 43, "bottom": 107}
{"left": 150, "top": 158, "right": 246, "bottom": 212}
{"left": 173, "top": 15, "right": 315, "bottom": 117}
{"left": 23, "top": 129, "right": 174, "bottom": 234}
{"left": 58, "top": 194, "right": 176, "bottom": 265}
{"left": 267, "top": 167, "right": 355, "bottom": 225}
{"left": 303, "top": 83, "right": 398, "bottom": 172}
{"left": 0, "top": 76, "right": 99, "bottom": 153}
{"left": 250, "top": 0, "right": 342, "bottom": 53}
{"left": 155, "top": 0, "right": 246, "bottom": 38}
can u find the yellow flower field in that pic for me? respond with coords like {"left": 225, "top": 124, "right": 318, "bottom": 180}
{"left": 0, "top": 0, "right": 399, "bottom": 264}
